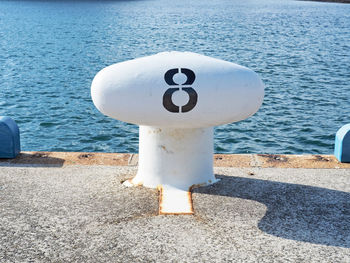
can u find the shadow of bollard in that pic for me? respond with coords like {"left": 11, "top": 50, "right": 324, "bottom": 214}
{"left": 193, "top": 175, "right": 350, "bottom": 248}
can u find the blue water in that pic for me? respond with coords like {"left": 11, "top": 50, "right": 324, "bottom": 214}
{"left": 0, "top": 0, "right": 349, "bottom": 154}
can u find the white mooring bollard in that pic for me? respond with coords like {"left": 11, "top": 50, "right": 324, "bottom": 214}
{"left": 91, "top": 52, "right": 264, "bottom": 214}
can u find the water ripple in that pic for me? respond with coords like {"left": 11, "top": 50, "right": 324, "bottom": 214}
{"left": 0, "top": 0, "right": 349, "bottom": 154}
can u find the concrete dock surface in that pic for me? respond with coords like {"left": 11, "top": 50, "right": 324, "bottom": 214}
{"left": 0, "top": 152, "right": 349, "bottom": 262}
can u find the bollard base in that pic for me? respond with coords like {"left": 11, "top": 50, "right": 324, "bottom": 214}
{"left": 133, "top": 126, "right": 216, "bottom": 189}
{"left": 125, "top": 126, "right": 218, "bottom": 214}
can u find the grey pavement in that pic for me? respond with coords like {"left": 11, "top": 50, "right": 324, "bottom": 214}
{"left": 0, "top": 165, "right": 349, "bottom": 262}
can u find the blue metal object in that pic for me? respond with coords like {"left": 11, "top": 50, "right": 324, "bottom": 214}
{"left": 334, "top": 124, "right": 350, "bottom": 163}
{"left": 0, "top": 116, "right": 20, "bottom": 158}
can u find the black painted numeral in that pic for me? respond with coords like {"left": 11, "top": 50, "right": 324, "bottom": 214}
{"left": 162, "top": 68, "right": 198, "bottom": 113}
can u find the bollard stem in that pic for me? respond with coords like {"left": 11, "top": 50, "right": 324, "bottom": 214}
{"left": 131, "top": 126, "right": 216, "bottom": 190}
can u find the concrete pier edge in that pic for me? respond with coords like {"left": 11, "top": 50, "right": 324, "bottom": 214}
{"left": 1, "top": 151, "right": 350, "bottom": 169}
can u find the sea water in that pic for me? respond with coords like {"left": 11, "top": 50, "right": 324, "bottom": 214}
{"left": 0, "top": 0, "right": 349, "bottom": 154}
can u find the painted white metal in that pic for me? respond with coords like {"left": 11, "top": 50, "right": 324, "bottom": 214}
{"left": 131, "top": 126, "right": 216, "bottom": 189}
{"left": 91, "top": 51, "right": 264, "bottom": 214}
{"left": 159, "top": 185, "right": 193, "bottom": 214}
{"left": 91, "top": 51, "right": 264, "bottom": 129}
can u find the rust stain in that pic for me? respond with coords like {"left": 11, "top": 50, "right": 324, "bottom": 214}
{"left": 149, "top": 128, "right": 162, "bottom": 134}
{"left": 159, "top": 145, "right": 174, "bottom": 154}
{"left": 187, "top": 186, "right": 194, "bottom": 215}
{"left": 158, "top": 185, "right": 164, "bottom": 215}
{"left": 190, "top": 183, "right": 207, "bottom": 190}
{"left": 168, "top": 129, "right": 186, "bottom": 141}
{"left": 158, "top": 186, "right": 194, "bottom": 215}
{"left": 187, "top": 185, "right": 196, "bottom": 214}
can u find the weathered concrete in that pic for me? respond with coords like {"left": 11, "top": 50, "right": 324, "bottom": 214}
{"left": 1, "top": 151, "right": 350, "bottom": 169}
{"left": 0, "top": 161, "right": 349, "bottom": 262}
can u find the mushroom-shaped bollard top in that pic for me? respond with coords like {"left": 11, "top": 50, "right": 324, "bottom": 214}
{"left": 91, "top": 52, "right": 264, "bottom": 214}
{"left": 91, "top": 52, "right": 264, "bottom": 129}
